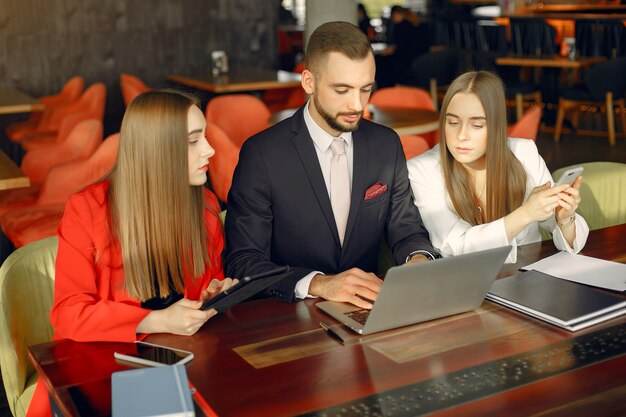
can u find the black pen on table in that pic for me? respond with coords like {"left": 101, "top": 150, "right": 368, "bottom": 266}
{"left": 319, "top": 321, "right": 344, "bottom": 344}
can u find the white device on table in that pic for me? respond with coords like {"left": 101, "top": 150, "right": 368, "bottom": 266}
{"left": 555, "top": 167, "right": 584, "bottom": 186}
{"left": 114, "top": 341, "right": 194, "bottom": 367}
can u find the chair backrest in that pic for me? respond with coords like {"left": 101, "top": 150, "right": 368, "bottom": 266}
{"left": 28, "top": 77, "right": 86, "bottom": 135}
{"left": 205, "top": 122, "right": 240, "bottom": 203}
{"left": 399, "top": 135, "right": 430, "bottom": 160}
{"left": 38, "top": 76, "right": 85, "bottom": 108}
{"left": 509, "top": 18, "right": 557, "bottom": 57}
{"left": 22, "top": 119, "right": 103, "bottom": 185}
{"left": 508, "top": 105, "right": 542, "bottom": 140}
{"left": 552, "top": 162, "right": 626, "bottom": 231}
{"left": 370, "top": 86, "right": 435, "bottom": 111}
{"left": 37, "top": 133, "right": 120, "bottom": 206}
{"left": 584, "top": 57, "right": 626, "bottom": 101}
{"left": 205, "top": 94, "right": 270, "bottom": 148}
{"left": 284, "top": 87, "right": 306, "bottom": 109}
{"left": 0, "top": 237, "right": 57, "bottom": 416}
{"left": 120, "top": 73, "right": 151, "bottom": 107}
{"left": 44, "top": 83, "right": 107, "bottom": 133}
{"left": 411, "top": 48, "right": 461, "bottom": 89}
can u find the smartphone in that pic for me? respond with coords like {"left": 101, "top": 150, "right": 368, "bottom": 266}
{"left": 555, "top": 167, "right": 584, "bottom": 186}
{"left": 114, "top": 341, "right": 194, "bottom": 367}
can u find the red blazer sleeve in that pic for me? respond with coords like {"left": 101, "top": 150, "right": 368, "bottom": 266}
{"left": 50, "top": 190, "right": 151, "bottom": 342}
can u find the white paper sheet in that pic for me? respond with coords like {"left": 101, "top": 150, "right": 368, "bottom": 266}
{"left": 522, "top": 252, "right": 626, "bottom": 292}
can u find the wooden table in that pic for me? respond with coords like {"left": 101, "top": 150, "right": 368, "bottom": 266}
{"left": 0, "top": 149, "right": 29, "bottom": 190}
{"left": 0, "top": 88, "right": 44, "bottom": 115}
{"left": 29, "top": 223, "right": 626, "bottom": 417}
{"left": 167, "top": 69, "right": 302, "bottom": 93}
{"left": 495, "top": 55, "right": 606, "bottom": 86}
{"left": 270, "top": 105, "right": 440, "bottom": 136}
{"left": 495, "top": 55, "right": 606, "bottom": 70}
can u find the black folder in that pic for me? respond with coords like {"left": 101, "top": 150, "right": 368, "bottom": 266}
{"left": 486, "top": 270, "right": 626, "bottom": 331}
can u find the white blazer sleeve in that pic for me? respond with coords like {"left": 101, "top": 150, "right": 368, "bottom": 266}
{"left": 407, "top": 147, "right": 513, "bottom": 260}
{"left": 513, "top": 138, "right": 589, "bottom": 253}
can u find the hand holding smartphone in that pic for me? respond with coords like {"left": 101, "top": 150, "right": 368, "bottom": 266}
{"left": 114, "top": 341, "right": 194, "bottom": 367}
{"left": 555, "top": 167, "right": 583, "bottom": 187}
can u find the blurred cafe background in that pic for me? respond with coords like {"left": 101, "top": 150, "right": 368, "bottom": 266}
{"left": 1, "top": 0, "right": 626, "bottom": 415}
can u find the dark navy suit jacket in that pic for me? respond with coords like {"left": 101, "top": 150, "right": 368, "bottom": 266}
{"left": 225, "top": 106, "right": 435, "bottom": 302}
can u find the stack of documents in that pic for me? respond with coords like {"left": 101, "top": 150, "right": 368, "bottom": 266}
{"left": 487, "top": 253, "right": 626, "bottom": 332}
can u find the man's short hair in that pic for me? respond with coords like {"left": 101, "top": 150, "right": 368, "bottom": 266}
{"left": 305, "top": 21, "right": 372, "bottom": 76}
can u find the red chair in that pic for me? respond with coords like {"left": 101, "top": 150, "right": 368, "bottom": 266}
{"left": 120, "top": 73, "right": 151, "bottom": 107}
{"left": 205, "top": 122, "right": 240, "bottom": 203}
{"left": 6, "top": 76, "right": 85, "bottom": 143}
{"left": 0, "top": 205, "right": 65, "bottom": 248}
{"left": 508, "top": 106, "right": 542, "bottom": 141}
{"left": 21, "top": 119, "right": 102, "bottom": 186}
{"left": 263, "top": 62, "right": 305, "bottom": 112}
{"left": 1, "top": 133, "right": 120, "bottom": 248}
{"left": 37, "top": 133, "right": 120, "bottom": 205}
{"left": 399, "top": 135, "right": 430, "bottom": 160}
{"left": 20, "top": 83, "right": 106, "bottom": 151}
{"left": 205, "top": 94, "right": 270, "bottom": 148}
{"left": 370, "top": 86, "right": 439, "bottom": 147}
{"left": 21, "top": 108, "right": 96, "bottom": 152}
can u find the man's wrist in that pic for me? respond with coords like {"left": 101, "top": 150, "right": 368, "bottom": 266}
{"left": 405, "top": 250, "right": 440, "bottom": 263}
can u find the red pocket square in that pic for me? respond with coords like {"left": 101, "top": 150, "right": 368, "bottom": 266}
{"left": 364, "top": 182, "right": 388, "bottom": 200}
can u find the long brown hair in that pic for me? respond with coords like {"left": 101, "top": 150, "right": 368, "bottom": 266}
{"left": 110, "top": 90, "right": 211, "bottom": 301}
{"left": 439, "top": 71, "right": 527, "bottom": 225}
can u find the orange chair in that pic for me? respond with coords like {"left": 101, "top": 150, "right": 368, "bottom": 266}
{"left": 370, "top": 86, "right": 439, "bottom": 147}
{"left": 21, "top": 119, "right": 102, "bottom": 186}
{"left": 205, "top": 94, "right": 270, "bottom": 148}
{"left": 508, "top": 106, "right": 543, "bottom": 141}
{"left": 0, "top": 205, "right": 65, "bottom": 248}
{"left": 6, "top": 76, "right": 85, "bottom": 143}
{"left": 20, "top": 83, "right": 106, "bottom": 150}
{"left": 205, "top": 122, "right": 240, "bottom": 203}
{"left": 120, "top": 73, "right": 151, "bottom": 107}
{"left": 399, "top": 135, "right": 430, "bottom": 160}
{"left": 1, "top": 133, "right": 120, "bottom": 248}
{"left": 21, "top": 107, "right": 97, "bottom": 152}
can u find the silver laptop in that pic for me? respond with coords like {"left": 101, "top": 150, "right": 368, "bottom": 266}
{"left": 316, "top": 245, "right": 511, "bottom": 334}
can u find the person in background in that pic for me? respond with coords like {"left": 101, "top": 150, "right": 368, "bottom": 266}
{"left": 226, "top": 21, "right": 438, "bottom": 310}
{"left": 407, "top": 71, "right": 589, "bottom": 263}
{"left": 27, "top": 90, "right": 237, "bottom": 417}
{"left": 357, "top": 3, "right": 375, "bottom": 41}
{"left": 377, "top": 5, "right": 418, "bottom": 87}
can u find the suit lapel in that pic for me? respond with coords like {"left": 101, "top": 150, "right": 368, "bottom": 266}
{"left": 343, "top": 128, "right": 368, "bottom": 250}
{"left": 290, "top": 109, "right": 342, "bottom": 247}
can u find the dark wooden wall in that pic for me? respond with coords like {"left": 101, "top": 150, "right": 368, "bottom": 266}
{"left": 0, "top": 0, "right": 279, "bottom": 132}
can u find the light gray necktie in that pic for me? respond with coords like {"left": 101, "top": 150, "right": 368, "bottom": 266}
{"left": 330, "top": 138, "right": 350, "bottom": 246}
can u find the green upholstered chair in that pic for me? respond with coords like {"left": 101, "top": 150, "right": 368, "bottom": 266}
{"left": 552, "top": 162, "right": 626, "bottom": 231}
{"left": 0, "top": 237, "right": 57, "bottom": 417}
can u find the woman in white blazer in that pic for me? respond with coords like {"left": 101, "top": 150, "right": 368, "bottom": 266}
{"left": 407, "top": 71, "right": 588, "bottom": 263}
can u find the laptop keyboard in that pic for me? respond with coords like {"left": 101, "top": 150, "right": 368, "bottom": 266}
{"left": 344, "top": 309, "right": 370, "bottom": 325}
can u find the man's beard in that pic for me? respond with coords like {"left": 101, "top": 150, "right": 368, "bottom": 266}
{"left": 313, "top": 94, "right": 363, "bottom": 133}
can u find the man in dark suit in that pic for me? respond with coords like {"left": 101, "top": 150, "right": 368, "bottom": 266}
{"left": 225, "top": 21, "right": 437, "bottom": 309}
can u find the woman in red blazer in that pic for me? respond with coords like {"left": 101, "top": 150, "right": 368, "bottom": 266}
{"left": 27, "top": 91, "right": 235, "bottom": 416}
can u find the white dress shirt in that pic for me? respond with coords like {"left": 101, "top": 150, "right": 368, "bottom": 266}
{"left": 294, "top": 101, "right": 354, "bottom": 298}
{"left": 407, "top": 137, "right": 589, "bottom": 263}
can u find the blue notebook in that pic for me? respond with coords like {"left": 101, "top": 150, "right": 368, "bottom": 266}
{"left": 111, "top": 364, "right": 195, "bottom": 417}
